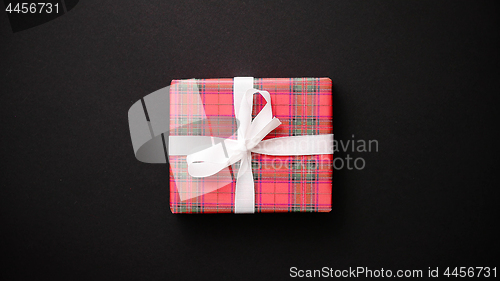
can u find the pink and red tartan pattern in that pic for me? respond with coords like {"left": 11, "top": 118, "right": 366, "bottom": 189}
{"left": 169, "top": 78, "right": 333, "bottom": 213}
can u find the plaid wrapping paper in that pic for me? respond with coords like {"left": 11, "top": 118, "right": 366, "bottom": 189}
{"left": 169, "top": 78, "right": 333, "bottom": 213}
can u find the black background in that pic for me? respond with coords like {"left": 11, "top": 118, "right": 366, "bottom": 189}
{"left": 1, "top": 1, "right": 499, "bottom": 280}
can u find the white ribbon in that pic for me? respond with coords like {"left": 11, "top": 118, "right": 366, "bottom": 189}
{"left": 173, "top": 77, "right": 333, "bottom": 214}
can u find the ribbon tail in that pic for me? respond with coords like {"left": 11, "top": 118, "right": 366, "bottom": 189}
{"left": 234, "top": 151, "right": 255, "bottom": 214}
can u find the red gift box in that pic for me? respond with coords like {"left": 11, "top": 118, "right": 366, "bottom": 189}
{"left": 168, "top": 77, "right": 333, "bottom": 213}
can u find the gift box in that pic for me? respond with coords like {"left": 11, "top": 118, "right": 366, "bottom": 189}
{"left": 167, "top": 77, "right": 333, "bottom": 214}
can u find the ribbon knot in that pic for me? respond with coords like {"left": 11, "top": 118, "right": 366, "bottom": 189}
{"left": 234, "top": 142, "right": 248, "bottom": 154}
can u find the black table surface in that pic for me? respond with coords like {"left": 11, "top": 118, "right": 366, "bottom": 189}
{"left": 1, "top": 1, "right": 498, "bottom": 280}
